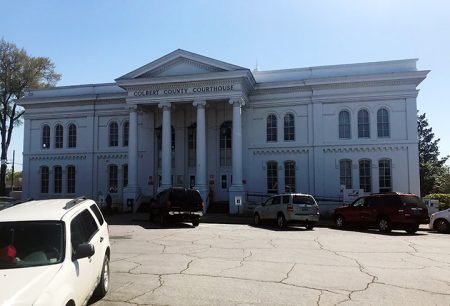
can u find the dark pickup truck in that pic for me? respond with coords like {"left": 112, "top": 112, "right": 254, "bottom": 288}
{"left": 149, "top": 187, "right": 204, "bottom": 226}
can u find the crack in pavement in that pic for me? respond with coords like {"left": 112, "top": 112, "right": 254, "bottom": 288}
{"left": 280, "top": 263, "right": 296, "bottom": 283}
{"left": 220, "top": 249, "right": 253, "bottom": 273}
{"left": 180, "top": 259, "right": 194, "bottom": 274}
{"left": 314, "top": 237, "right": 378, "bottom": 305}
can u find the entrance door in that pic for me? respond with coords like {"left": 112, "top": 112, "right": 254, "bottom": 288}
{"left": 216, "top": 173, "right": 231, "bottom": 201}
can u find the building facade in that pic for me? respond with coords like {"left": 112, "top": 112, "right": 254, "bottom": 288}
{"left": 19, "top": 50, "right": 429, "bottom": 213}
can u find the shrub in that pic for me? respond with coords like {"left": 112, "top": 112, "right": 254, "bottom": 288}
{"left": 425, "top": 193, "right": 450, "bottom": 210}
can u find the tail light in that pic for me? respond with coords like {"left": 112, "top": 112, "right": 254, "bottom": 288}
{"left": 166, "top": 201, "right": 171, "bottom": 209}
{"left": 316, "top": 207, "right": 320, "bottom": 215}
{"left": 201, "top": 202, "right": 204, "bottom": 209}
{"left": 287, "top": 204, "right": 294, "bottom": 212}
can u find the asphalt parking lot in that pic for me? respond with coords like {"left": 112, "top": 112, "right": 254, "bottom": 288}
{"left": 92, "top": 214, "right": 450, "bottom": 306}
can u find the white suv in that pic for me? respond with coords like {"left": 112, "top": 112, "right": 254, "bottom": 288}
{"left": 0, "top": 197, "right": 111, "bottom": 305}
{"left": 429, "top": 208, "right": 450, "bottom": 233}
{"left": 254, "top": 193, "right": 320, "bottom": 229}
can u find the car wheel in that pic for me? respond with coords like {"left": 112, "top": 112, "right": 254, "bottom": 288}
{"left": 378, "top": 217, "right": 392, "bottom": 233}
{"left": 254, "top": 213, "right": 261, "bottom": 226}
{"left": 335, "top": 215, "right": 345, "bottom": 229}
{"left": 192, "top": 218, "right": 200, "bottom": 227}
{"left": 405, "top": 224, "right": 419, "bottom": 234}
{"left": 277, "top": 214, "right": 286, "bottom": 229}
{"left": 94, "top": 255, "right": 110, "bottom": 298}
{"left": 434, "top": 219, "right": 450, "bottom": 233}
{"left": 305, "top": 222, "right": 315, "bottom": 230}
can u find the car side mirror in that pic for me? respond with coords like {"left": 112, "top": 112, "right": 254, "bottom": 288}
{"left": 74, "top": 243, "right": 95, "bottom": 260}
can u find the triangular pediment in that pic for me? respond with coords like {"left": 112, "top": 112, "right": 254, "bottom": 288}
{"left": 117, "top": 49, "right": 247, "bottom": 80}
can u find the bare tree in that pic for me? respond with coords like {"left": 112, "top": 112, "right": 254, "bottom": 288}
{"left": 0, "top": 39, "right": 61, "bottom": 195}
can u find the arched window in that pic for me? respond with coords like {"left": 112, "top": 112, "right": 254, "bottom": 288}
{"left": 220, "top": 121, "right": 232, "bottom": 167}
{"left": 123, "top": 121, "right": 129, "bottom": 147}
{"left": 284, "top": 113, "right": 295, "bottom": 141}
{"left": 109, "top": 122, "right": 119, "bottom": 147}
{"left": 377, "top": 108, "right": 390, "bottom": 137}
{"left": 54, "top": 166, "right": 62, "bottom": 193}
{"left": 108, "top": 164, "right": 118, "bottom": 193}
{"left": 188, "top": 123, "right": 196, "bottom": 168}
{"left": 284, "top": 160, "right": 296, "bottom": 192}
{"left": 339, "top": 159, "right": 352, "bottom": 189}
{"left": 41, "top": 166, "right": 49, "bottom": 193}
{"left": 379, "top": 159, "right": 392, "bottom": 192}
{"left": 42, "top": 125, "right": 50, "bottom": 149}
{"left": 358, "top": 109, "right": 370, "bottom": 138}
{"left": 67, "top": 165, "right": 76, "bottom": 193}
{"left": 68, "top": 124, "right": 77, "bottom": 148}
{"left": 359, "top": 159, "right": 372, "bottom": 192}
{"left": 339, "top": 110, "right": 351, "bottom": 139}
{"left": 267, "top": 161, "right": 278, "bottom": 194}
{"left": 266, "top": 114, "right": 277, "bottom": 142}
{"left": 123, "top": 164, "right": 128, "bottom": 188}
{"left": 55, "top": 124, "right": 63, "bottom": 149}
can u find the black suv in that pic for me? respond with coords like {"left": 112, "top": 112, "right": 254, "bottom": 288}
{"left": 334, "top": 192, "right": 429, "bottom": 234}
{"left": 149, "top": 187, "right": 204, "bottom": 226}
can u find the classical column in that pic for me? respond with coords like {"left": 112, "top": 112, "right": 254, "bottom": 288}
{"left": 228, "top": 97, "right": 246, "bottom": 214}
{"left": 230, "top": 98, "right": 244, "bottom": 187}
{"left": 159, "top": 102, "right": 172, "bottom": 189}
{"left": 128, "top": 105, "right": 138, "bottom": 188}
{"left": 193, "top": 100, "right": 207, "bottom": 204}
{"left": 123, "top": 105, "right": 141, "bottom": 212}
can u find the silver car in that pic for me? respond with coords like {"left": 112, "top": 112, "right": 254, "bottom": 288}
{"left": 253, "top": 193, "right": 320, "bottom": 229}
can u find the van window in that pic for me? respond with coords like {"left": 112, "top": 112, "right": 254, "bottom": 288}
{"left": 90, "top": 204, "right": 104, "bottom": 225}
{"left": 282, "top": 195, "right": 290, "bottom": 204}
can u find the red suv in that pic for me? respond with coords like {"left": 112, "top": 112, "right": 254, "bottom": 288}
{"left": 334, "top": 192, "right": 429, "bottom": 234}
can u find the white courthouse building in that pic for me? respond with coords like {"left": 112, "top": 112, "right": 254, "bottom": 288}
{"left": 19, "top": 50, "right": 429, "bottom": 213}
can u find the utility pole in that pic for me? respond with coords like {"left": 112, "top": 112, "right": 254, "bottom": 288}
{"left": 10, "top": 150, "right": 15, "bottom": 193}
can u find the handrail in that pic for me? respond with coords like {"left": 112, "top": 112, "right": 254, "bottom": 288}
{"left": 64, "top": 196, "right": 87, "bottom": 209}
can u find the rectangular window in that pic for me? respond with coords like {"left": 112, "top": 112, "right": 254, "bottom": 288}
{"left": 267, "top": 161, "right": 278, "bottom": 194}
{"left": 67, "top": 166, "right": 76, "bottom": 193}
{"left": 359, "top": 160, "right": 372, "bottom": 192}
{"left": 54, "top": 166, "right": 62, "bottom": 193}
{"left": 41, "top": 167, "right": 49, "bottom": 193}
{"left": 379, "top": 159, "right": 392, "bottom": 192}
{"left": 284, "top": 161, "right": 296, "bottom": 193}
{"left": 123, "top": 164, "right": 128, "bottom": 188}
{"left": 188, "top": 127, "right": 196, "bottom": 168}
{"left": 109, "top": 165, "right": 118, "bottom": 193}
{"left": 340, "top": 160, "right": 352, "bottom": 189}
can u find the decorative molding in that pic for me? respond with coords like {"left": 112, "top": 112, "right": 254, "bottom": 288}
{"left": 193, "top": 100, "right": 206, "bottom": 108}
{"left": 30, "top": 154, "right": 87, "bottom": 161}
{"left": 97, "top": 154, "right": 128, "bottom": 160}
{"left": 158, "top": 102, "right": 172, "bottom": 110}
{"left": 229, "top": 96, "right": 246, "bottom": 107}
{"left": 139, "top": 57, "right": 224, "bottom": 78}
{"left": 252, "top": 148, "right": 309, "bottom": 155}
{"left": 323, "top": 146, "right": 407, "bottom": 153}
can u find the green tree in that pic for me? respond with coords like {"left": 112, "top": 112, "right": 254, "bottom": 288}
{"left": 0, "top": 39, "right": 61, "bottom": 195}
{"left": 418, "top": 112, "right": 449, "bottom": 195}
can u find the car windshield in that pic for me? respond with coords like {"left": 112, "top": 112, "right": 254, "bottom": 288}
{"left": 292, "top": 195, "right": 316, "bottom": 205}
{"left": 0, "top": 221, "right": 64, "bottom": 269}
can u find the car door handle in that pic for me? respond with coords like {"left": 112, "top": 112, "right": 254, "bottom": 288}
{"left": 100, "top": 237, "right": 104, "bottom": 243}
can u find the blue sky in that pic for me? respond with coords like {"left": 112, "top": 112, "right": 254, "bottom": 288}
{"left": 1, "top": 0, "right": 449, "bottom": 171}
